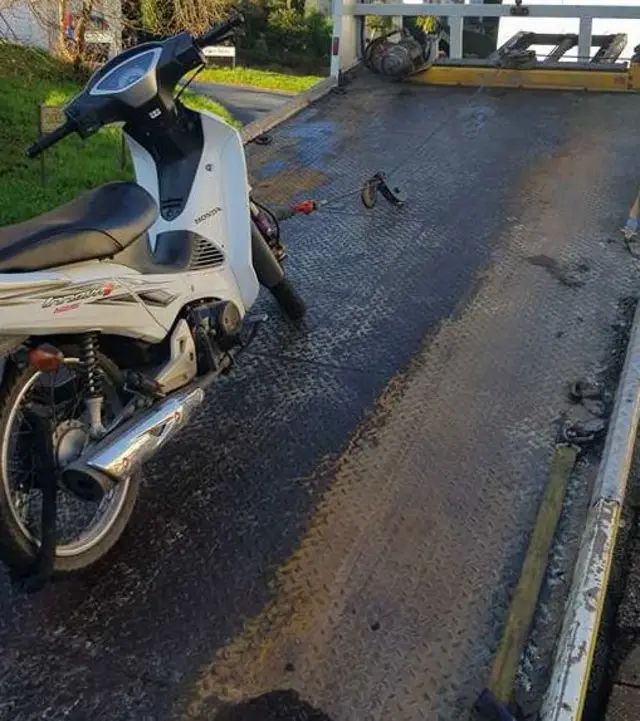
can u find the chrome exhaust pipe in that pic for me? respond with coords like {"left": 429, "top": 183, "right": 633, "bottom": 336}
{"left": 61, "top": 465, "right": 118, "bottom": 503}
{"left": 62, "top": 387, "right": 206, "bottom": 494}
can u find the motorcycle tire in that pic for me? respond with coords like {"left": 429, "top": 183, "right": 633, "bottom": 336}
{"left": 0, "top": 346, "right": 140, "bottom": 575}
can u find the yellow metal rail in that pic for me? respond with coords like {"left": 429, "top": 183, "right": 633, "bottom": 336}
{"left": 412, "top": 63, "right": 640, "bottom": 92}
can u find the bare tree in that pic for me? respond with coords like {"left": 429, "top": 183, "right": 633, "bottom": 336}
{"left": 56, "top": 0, "right": 70, "bottom": 56}
{"left": 73, "top": 0, "right": 94, "bottom": 63}
{"left": 141, "top": 0, "right": 232, "bottom": 37}
{"left": 1, "top": 0, "right": 233, "bottom": 63}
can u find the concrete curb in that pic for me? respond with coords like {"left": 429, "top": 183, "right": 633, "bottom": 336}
{"left": 240, "top": 76, "right": 337, "bottom": 145}
{"left": 540, "top": 302, "right": 640, "bottom": 721}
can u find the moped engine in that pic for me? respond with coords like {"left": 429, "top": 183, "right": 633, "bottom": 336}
{"left": 188, "top": 300, "right": 242, "bottom": 374}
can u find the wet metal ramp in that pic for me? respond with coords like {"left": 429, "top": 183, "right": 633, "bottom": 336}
{"left": 1, "top": 78, "right": 639, "bottom": 721}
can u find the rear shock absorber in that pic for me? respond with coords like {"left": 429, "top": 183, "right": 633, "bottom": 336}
{"left": 82, "top": 332, "right": 105, "bottom": 438}
{"left": 82, "top": 333, "right": 100, "bottom": 397}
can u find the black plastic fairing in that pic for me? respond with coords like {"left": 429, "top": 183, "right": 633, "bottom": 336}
{"left": 64, "top": 34, "right": 203, "bottom": 140}
{"left": 114, "top": 229, "right": 199, "bottom": 274}
{"left": 156, "top": 33, "right": 205, "bottom": 97}
{"left": 49, "top": 31, "right": 206, "bottom": 221}
{"left": 124, "top": 104, "right": 204, "bottom": 222}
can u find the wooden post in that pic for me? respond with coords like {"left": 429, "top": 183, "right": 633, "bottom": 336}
{"left": 38, "top": 106, "right": 45, "bottom": 188}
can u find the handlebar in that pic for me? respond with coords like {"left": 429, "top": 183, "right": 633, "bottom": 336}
{"left": 25, "top": 119, "right": 76, "bottom": 159}
{"left": 24, "top": 14, "right": 244, "bottom": 159}
{"left": 194, "top": 12, "right": 245, "bottom": 49}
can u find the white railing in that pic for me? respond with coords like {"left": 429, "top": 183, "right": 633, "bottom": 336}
{"left": 331, "top": 2, "right": 640, "bottom": 75}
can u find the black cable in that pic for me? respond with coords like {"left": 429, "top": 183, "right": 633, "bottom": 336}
{"left": 283, "top": 31, "right": 630, "bottom": 217}
{"left": 313, "top": 82, "right": 485, "bottom": 214}
{"left": 176, "top": 64, "right": 205, "bottom": 102}
{"left": 274, "top": 31, "right": 495, "bottom": 216}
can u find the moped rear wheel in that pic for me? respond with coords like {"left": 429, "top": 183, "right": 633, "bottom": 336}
{"left": 0, "top": 349, "right": 139, "bottom": 574}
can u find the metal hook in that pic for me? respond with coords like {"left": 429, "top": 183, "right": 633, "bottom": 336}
{"left": 360, "top": 172, "right": 407, "bottom": 210}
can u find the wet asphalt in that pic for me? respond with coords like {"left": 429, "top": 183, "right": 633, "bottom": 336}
{"left": 191, "top": 83, "right": 291, "bottom": 126}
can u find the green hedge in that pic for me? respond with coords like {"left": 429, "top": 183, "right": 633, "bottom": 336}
{"left": 123, "top": 1, "right": 332, "bottom": 74}
{"left": 237, "top": 3, "right": 331, "bottom": 72}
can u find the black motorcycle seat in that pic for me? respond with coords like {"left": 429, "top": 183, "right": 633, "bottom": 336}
{"left": 0, "top": 182, "right": 158, "bottom": 272}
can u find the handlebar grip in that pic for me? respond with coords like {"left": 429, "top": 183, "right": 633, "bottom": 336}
{"left": 195, "top": 12, "right": 245, "bottom": 49}
{"left": 25, "top": 120, "right": 75, "bottom": 159}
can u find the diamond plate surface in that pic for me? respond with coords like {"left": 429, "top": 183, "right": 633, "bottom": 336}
{"left": 184, "top": 82, "right": 640, "bottom": 720}
{"left": 0, "top": 77, "right": 638, "bottom": 721}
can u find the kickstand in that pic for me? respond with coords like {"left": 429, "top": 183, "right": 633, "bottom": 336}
{"left": 241, "top": 313, "right": 268, "bottom": 347}
{"left": 15, "top": 410, "right": 58, "bottom": 592}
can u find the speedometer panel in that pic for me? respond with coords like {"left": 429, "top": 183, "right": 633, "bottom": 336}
{"left": 117, "top": 67, "right": 147, "bottom": 90}
{"left": 90, "top": 48, "right": 162, "bottom": 96}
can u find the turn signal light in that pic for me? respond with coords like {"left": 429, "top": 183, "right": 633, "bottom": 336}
{"left": 28, "top": 344, "right": 64, "bottom": 373}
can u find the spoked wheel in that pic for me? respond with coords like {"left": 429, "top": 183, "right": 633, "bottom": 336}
{"left": 0, "top": 349, "right": 139, "bottom": 574}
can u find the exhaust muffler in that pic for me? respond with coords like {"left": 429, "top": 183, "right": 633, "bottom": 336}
{"left": 62, "top": 387, "right": 205, "bottom": 499}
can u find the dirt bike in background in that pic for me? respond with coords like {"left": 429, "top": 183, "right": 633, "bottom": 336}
{"left": 0, "top": 11, "right": 305, "bottom": 580}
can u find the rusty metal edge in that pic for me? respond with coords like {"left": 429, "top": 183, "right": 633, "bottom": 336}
{"left": 487, "top": 446, "right": 578, "bottom": 705}
{"left": 540, "top": 300, "right": 640, "bottom": 721}
{"left": 240, "top": 76, "right": 337, "bottom": 145}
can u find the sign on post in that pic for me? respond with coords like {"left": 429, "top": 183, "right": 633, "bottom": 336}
{"left": 202, "top": 45, "right": 236, "bottom": 68}
{"left": 38, "top": 105, "right": 65, "bottom": 187}
{"left": 39, "top": 105, "right": 66, "bottom": 135}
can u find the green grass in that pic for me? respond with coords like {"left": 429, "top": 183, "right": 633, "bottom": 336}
{"left": 180, "top": 89, "right": 237, "bottom": 126}
{"left": 197, "top": 66, "right": 322, "bottom": 93}
{"left": 0, "top": 42, "right": 238, "bottom": 226}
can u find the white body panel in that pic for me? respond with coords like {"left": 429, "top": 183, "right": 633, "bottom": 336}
{"left": 0, "top": 111, "right": 260, "bottom": 345}
{"left": 127, "top": 110, "right": 259, "bottom": 310}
